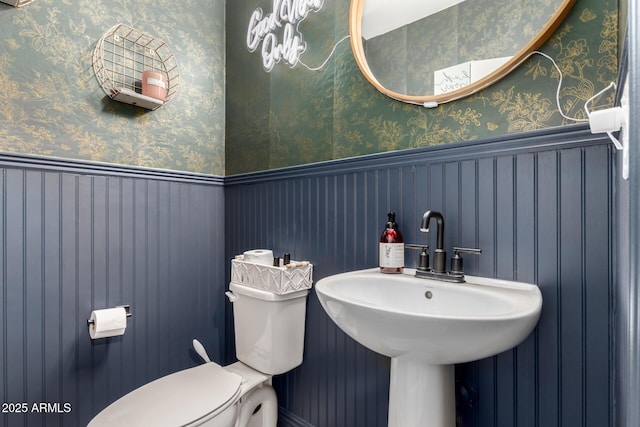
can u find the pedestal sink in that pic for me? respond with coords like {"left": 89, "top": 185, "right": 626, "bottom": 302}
{"left": 315, "top": 268, "right": 542, "bottom": 427}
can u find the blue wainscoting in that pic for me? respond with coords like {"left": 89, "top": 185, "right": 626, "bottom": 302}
{"left": 225, "top": 124, "right": 614, "bottom": 427}
{"left": 0, "top": 124, "right": 615, "bottom": 427}
{"left": 0, "top": 157, "right": 226, "bottom": 427}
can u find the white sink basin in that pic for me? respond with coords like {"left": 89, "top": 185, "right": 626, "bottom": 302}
{"left": 315, "top": 268, "right": 542, "bottom": 365}
{"left": 315, "top": 268, "right": 542, "bottom": 427}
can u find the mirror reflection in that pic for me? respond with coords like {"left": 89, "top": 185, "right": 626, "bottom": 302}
{"left": 351, "top": 0, "right": 575, "bottom": 104}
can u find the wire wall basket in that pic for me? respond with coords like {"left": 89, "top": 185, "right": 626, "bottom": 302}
{"left": 93, "top": 24, "right": 179, "bottom": 110}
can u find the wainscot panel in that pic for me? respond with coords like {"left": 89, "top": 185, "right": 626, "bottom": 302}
{"left": 225, "top": 124, "right": 614, "bottom": 427}
{"left": 0, "top": 156, "right": 226, "bottom": 427}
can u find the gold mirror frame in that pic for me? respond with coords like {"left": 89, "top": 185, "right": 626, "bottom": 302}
{"left": 349, "top": 0, "right": 576, "bottom": 106}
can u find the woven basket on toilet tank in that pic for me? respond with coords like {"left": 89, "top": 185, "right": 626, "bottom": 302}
{"left": 231, "top": 259, "right": 313, "bottom": 295}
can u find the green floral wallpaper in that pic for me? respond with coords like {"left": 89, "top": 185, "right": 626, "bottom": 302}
{"left": 0, "top": 0, "right": 225, "bottom": 175}
{"left": 226, "top": 0, "right": 619, "bottom": 175}
{"left": 0, "top": 0, "right": 619, "bottom": 176}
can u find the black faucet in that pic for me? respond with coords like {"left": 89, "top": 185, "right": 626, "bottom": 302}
{"left": 411, "top": 210, "right": 482, "bottom": 283}
{"left": 420, "top": 210, "right": 446, "bottom": 273}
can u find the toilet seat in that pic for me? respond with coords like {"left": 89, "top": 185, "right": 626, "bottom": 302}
{"left": 88, "top": 362, "right": 242, "bottom": 427}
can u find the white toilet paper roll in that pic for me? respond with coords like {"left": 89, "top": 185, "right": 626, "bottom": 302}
{"left": 88, "top": 307, "right": 127, "bottom": 339}
{"left": 243, "top": 249, "right": 274, "bottom": 265}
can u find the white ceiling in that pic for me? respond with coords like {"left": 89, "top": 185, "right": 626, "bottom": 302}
{"left": 361, "top": 0, "right": 467, "bottom": 40}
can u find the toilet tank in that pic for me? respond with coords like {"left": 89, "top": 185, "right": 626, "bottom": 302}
{"left": 229, "top": 282, "right": 309, "bottom": 375}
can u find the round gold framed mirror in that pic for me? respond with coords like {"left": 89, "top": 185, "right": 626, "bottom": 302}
{"left": 350, "top": 0, "right": 576, "bottom": 106}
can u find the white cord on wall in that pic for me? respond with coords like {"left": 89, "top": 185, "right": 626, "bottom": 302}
{"left": 528, "top": 50, "right": 590, "bottom": 122}
{"left": 521, "top": 52, "right": 625, "bottom": 158}
{"left": 295, "top": 37, "right": 627, "bottom": 173}
{"left": 296, "top": 42, "right": 623, "bottom": 149}
{"left": 298, "top": 35, "right": 351, "bottom": 71}
{"left": 385, "top": 49, "right": 616, "bottom": 120}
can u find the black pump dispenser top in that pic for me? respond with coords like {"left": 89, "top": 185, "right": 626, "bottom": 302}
{"left": 386, "top": 212, "right": 397, "bottom": 230}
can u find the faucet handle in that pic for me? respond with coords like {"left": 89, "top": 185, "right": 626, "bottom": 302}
{"left": 452, "top": 247, "right": 482, "bottom": 255}
{"left": 405, "top": 244, "right": 430, "bottom": 271}
{"left": 450, "top": 247, "right": 482, "bottom": 276}
{"left": 405, "top": 244, "right": 429, "bottom": 250}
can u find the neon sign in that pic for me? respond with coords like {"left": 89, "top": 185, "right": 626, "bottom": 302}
{"left": 247, "top": 0, "right": 324, "bottom": 72}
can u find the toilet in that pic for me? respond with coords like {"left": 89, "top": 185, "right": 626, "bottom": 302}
{"left": 88, "top": 282, "right": 309, "bottom": 427}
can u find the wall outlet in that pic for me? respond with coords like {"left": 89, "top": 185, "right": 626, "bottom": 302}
{"left": 587, "top": 81, "right": 629, "bottom": 179}
{"left": 589, "top": 107, "right": 625, "bottom": 135}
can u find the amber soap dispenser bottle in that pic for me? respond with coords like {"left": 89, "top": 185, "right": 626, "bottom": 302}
{"left": 379, "top": 212, "right": 404, "bottom": 273}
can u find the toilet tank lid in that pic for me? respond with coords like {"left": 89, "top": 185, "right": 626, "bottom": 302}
{"left": 88, "top": 362, "right": 242, "bottom": 427}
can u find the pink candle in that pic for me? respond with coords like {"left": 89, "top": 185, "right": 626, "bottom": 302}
{"left": 141, "top": 71, "right": 167, "bottom": 101}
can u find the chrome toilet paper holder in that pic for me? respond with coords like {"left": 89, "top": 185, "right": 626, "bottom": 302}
{"left": 87, "top": 305, "right": 132, "bottom": 325}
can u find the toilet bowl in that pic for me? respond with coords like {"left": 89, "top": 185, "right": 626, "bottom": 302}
{"left": 87, "top": 361, "right": 276, "bottom": 427}
{"left": 88, "top": 281, "right": 309, "bottom": 427}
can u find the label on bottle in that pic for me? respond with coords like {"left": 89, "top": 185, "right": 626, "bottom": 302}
{"left": 379, "top": 243, "right": 404, "bottom": 268}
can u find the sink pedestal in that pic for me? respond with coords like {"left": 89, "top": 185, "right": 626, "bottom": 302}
{"left": 389, "top": 357, "right": 454, "bottom": 427}
{"left": 315, "top": 268, "right": 543, "bottom": 427}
